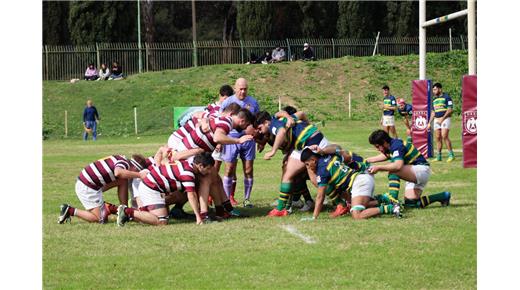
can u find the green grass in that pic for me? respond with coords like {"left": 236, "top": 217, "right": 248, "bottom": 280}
{"left": 43, "top": 120, "right": 476, "bottom": 289}
{"left": 43, "top": 51, "right": 468, "bottom": 139}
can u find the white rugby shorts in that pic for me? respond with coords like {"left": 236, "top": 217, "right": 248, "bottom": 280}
{"left": 405, "top": 165, "right": 431, "bottom": 191}
{"left": 382, "top": 115, "right": 395, "bottom": 126}
{"left": 434, "top": 117, "right": 451, "bottom": 130}
{"left": 350, "top": 173, "right": 375, "bottom": 198}
{"left": 137, "top": 182, "right": 166, "bottom": 207}
{"left": 290, "top": 136, "right": 330, "bottom": 161}
{"left": 75, "top": 179, "right": 104, "bottom": 210}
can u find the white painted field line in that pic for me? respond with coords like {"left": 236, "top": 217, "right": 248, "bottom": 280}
{"left": 280, "top": 224, "right": 317, "bottom": 244}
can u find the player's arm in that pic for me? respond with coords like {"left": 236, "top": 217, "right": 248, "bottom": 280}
{"left": 169, "top": 148, "right": 205, "bottom": 162}
{"left": 427, "top": 108, "right": 435, "bottom": 130}
{"left": 186, "top": 191, "right": 203, "bottom": 224}
{"left": 154, "top": 146, "right": 169, "bottom": 166}
{"left": 264, "top": 127, "right": 287, "bottom": 160}
{"left": 213, "top": 128, "right": 253, "bottom": 145}
{"left": 306, "top": 167, "right": 318, "bottom": 187}
{"left": 312, "top": 185, "right": 327, "bottom": 219}
{"left": 368, "top": 159, "right": 404, "bottom": 174}
{"left": 114, "top": 167, "right": 142, "bottom": 179}
{"left": 366, "top": 153, "right": 388, "bottom": 163}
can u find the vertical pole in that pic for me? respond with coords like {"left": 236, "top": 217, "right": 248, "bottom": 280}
{"left": 348, "top": 92, "right": 351, "bottom": 119}
{"left": 468, "top": 0, "right": 476, "bottom": 75}
{"left": 278, "top": 96, "right": 281, "bottom": 111}
{"left": 145, "top": 42, "right": 149, "bottom": 72}
{"left": 372, "top": 31, "right": 380, "bottom": 56}
{"left": 96, "top": 43, "right": 100, "bottom": 68}
{"left": 137, "top": 0, "right": 142, "bottom": 73}
{"left": 240, "top": 39, "right": 244, "bottom": 64}
{"left": 192, "top": 0, "right": 198, "bottom": 67}
{"left": 45, "top": 45, "right": 49, "bottom": 81}
{"left": 64, "top": 110, "right": 68, "bottom": 137}
{"left": 460, "top": 35, "right": 466, "bottom": 50}
{"left": 134, "top": 107, "right": 138, "bottom": 135}
{"left": 332, "top": 38, "right": 335, "bottom": 58}
{"left": 419, "top": 0, "right": 426, "bottom": 80}
{"left": 449, "top": 28, "right": 453, "bottom": 51}
{"left": 286, "top": 39, "right": 291, "bottom": 61}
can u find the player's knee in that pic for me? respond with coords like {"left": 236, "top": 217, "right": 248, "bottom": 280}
{"left": 350, "top": 205, "right": 366, "bottom": 220}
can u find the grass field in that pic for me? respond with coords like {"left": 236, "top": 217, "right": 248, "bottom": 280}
{"left": 43, "top": 120, "right": 476, "bottom": 289}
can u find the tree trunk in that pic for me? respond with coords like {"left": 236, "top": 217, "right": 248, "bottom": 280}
{"left": 142, "top": 0, "right": 156, "bottom": 70}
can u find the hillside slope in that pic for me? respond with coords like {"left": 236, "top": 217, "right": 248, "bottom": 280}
{"left": 43, "top": 51, "right": 468, "bottom": 138}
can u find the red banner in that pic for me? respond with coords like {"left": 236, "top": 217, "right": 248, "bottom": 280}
{"left": 411, "top": 80, "right": 433, "bottom": 158}
{"left": 462, "top": 75, "right": 477, "bottom": 168}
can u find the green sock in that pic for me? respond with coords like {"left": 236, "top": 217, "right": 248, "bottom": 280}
{"left": 387, "top": 174, "right": 400, "bottom": 200}
{"left": 378, "top": 204, "right": 395, "bottom": 214}
{"left": 448, "top": 151, "right": 454, "bottom": 158}
{"left": 404, "top": 198, "right": 421, "bottom": 208}
{"left": 375, "top": 193, "right": 392, "bottom": 204}
{"left": 420, "top": 192, "right": 448, "bottom": 208}
{"left": 406, "top": 135, "right": 412, "bottom": 144}
{"left": 436, "top": 152, "right": 442, "bottom": 160}
{"left": 276, "top": 183, "right": 292, "bottom": 210}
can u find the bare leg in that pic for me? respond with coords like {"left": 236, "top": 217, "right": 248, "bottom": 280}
{"left": 74, "top": 206, "right": 102, "bottom": 223}
{"left": 117, "top": 179, "right": 129, "bottom": 206}
{"left": 133, "top": 208, "right": 169, "bottom": 226}
{"left": 442, "top": 128, "right": 452, "bottom": 151}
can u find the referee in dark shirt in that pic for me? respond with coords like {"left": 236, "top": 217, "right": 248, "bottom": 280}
{"left": 83, "top": 100, "right": 99, "bottom": 141}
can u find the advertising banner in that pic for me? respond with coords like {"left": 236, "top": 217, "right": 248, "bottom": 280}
{"left": 462, "top": 75, "right": 477, "bottom": 168}
{"left": 411, "top": 80, "right": 433, "bottom": 158}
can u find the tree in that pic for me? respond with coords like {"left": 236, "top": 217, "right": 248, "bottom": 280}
{"left": 43, "top": 1, "right": 71, "bottom": 45}
{"left": 236, "top": 2, "right": 273, "bottom": 40}
{"left": 68, "top": 1, "right": 137, "bottom": 45}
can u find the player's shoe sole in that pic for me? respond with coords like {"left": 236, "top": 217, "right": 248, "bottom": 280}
{"left": 117, "top": 205, "right": 129, "bottom": 227}
{"left": 58, "top": 204, "right": 71, "bottom": 224}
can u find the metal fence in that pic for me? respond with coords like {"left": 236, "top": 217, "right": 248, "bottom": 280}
{"left": 43, "top": 36, "right": 468, "bottom": 80}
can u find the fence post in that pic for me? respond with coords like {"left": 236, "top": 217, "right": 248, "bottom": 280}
{"left": 372, "top": 31, "right": 380, "bottom": 56}
{"left": 193, "top": 40, "right": 198, "bottom": 67}
{"left": 64, "top": 110, "right": 68, "bottom": 137}
{"left": 460, "top": 35, "right": 466, "bottom": 51}
{"left": 95, "top": 43, "right": 100, "bottom": 68}
{"left": 240, "top": 40, "right": 244, "bottom": 64}
{"left": 348, "top": 92, "right": 351, "bottom": 119}
{"left": 449, "top": 28, "right": 453, "bottom": 51}
{"left": 44, "top": 45, "right": 49, "bottom": 81}
{"left": 145, "top": 42, "right": 149, "bottom": 72}
{"left": 332, "top": 38, "right": 335, "bottom": 59}
{"left": 134, "top": 107, "right": 138, "bottom": 135}
{"left": 286, "top": 38, "right": 291, "bottom": 61}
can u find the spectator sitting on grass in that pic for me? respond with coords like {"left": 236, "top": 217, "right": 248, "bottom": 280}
{"left": 84, "top": 63, "right": 99, "bottom": 81}
{"left": 109, "top": 61, "right": 123, "bottom": 80}
{"left": 246, "top": 51, "right": 272, "bottom": 65}
{"left": 98, "top": 63, "right": 110, "bottom": 81}
{"left": 270, "top": 46, "right": 286, "bottom": 63}
{"left": 302, "top": 43, "right": 315, "bottom": 61}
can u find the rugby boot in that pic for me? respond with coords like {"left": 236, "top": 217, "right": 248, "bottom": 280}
{"left": 330, "top": 203, "right": 350, "bottom": 218}
{"left": 58, "top": 204, "right": 72, "bottom": 224}
{"left": 267, "top": 208, "right": 289, "bottom": 217}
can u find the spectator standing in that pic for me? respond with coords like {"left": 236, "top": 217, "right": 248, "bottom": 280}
{"left": 98, "top": 63, "right": 110, "bottom": 81}
{"left": 302, "top": 43, "right": 315, "bottom": 61}
{"left": 109, "top": 61, "right": 123, "bottom": 80}
{"left": 270, "top": 46, "right": 286, "bottom": 63}
{"left": 83, "top": 100, "right": 100, "bottom": 141}
{"left": 84, "top": 63, "right": 99, "bottom": 81}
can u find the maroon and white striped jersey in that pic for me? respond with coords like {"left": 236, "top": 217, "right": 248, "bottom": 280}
{"left": 205, "top": 102, "right": 221, "bottom": 115}
{"left": 142, "top": 160, "right": 196, "bottom": 193}
{"left": 181, "top": 116, "right": 233, "bottom": 152}
{"left": 78, "top": 155, "right": 130, "bottom": 190}
{"left": 145, "top": 156, "right": 156, "bottom": 169}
